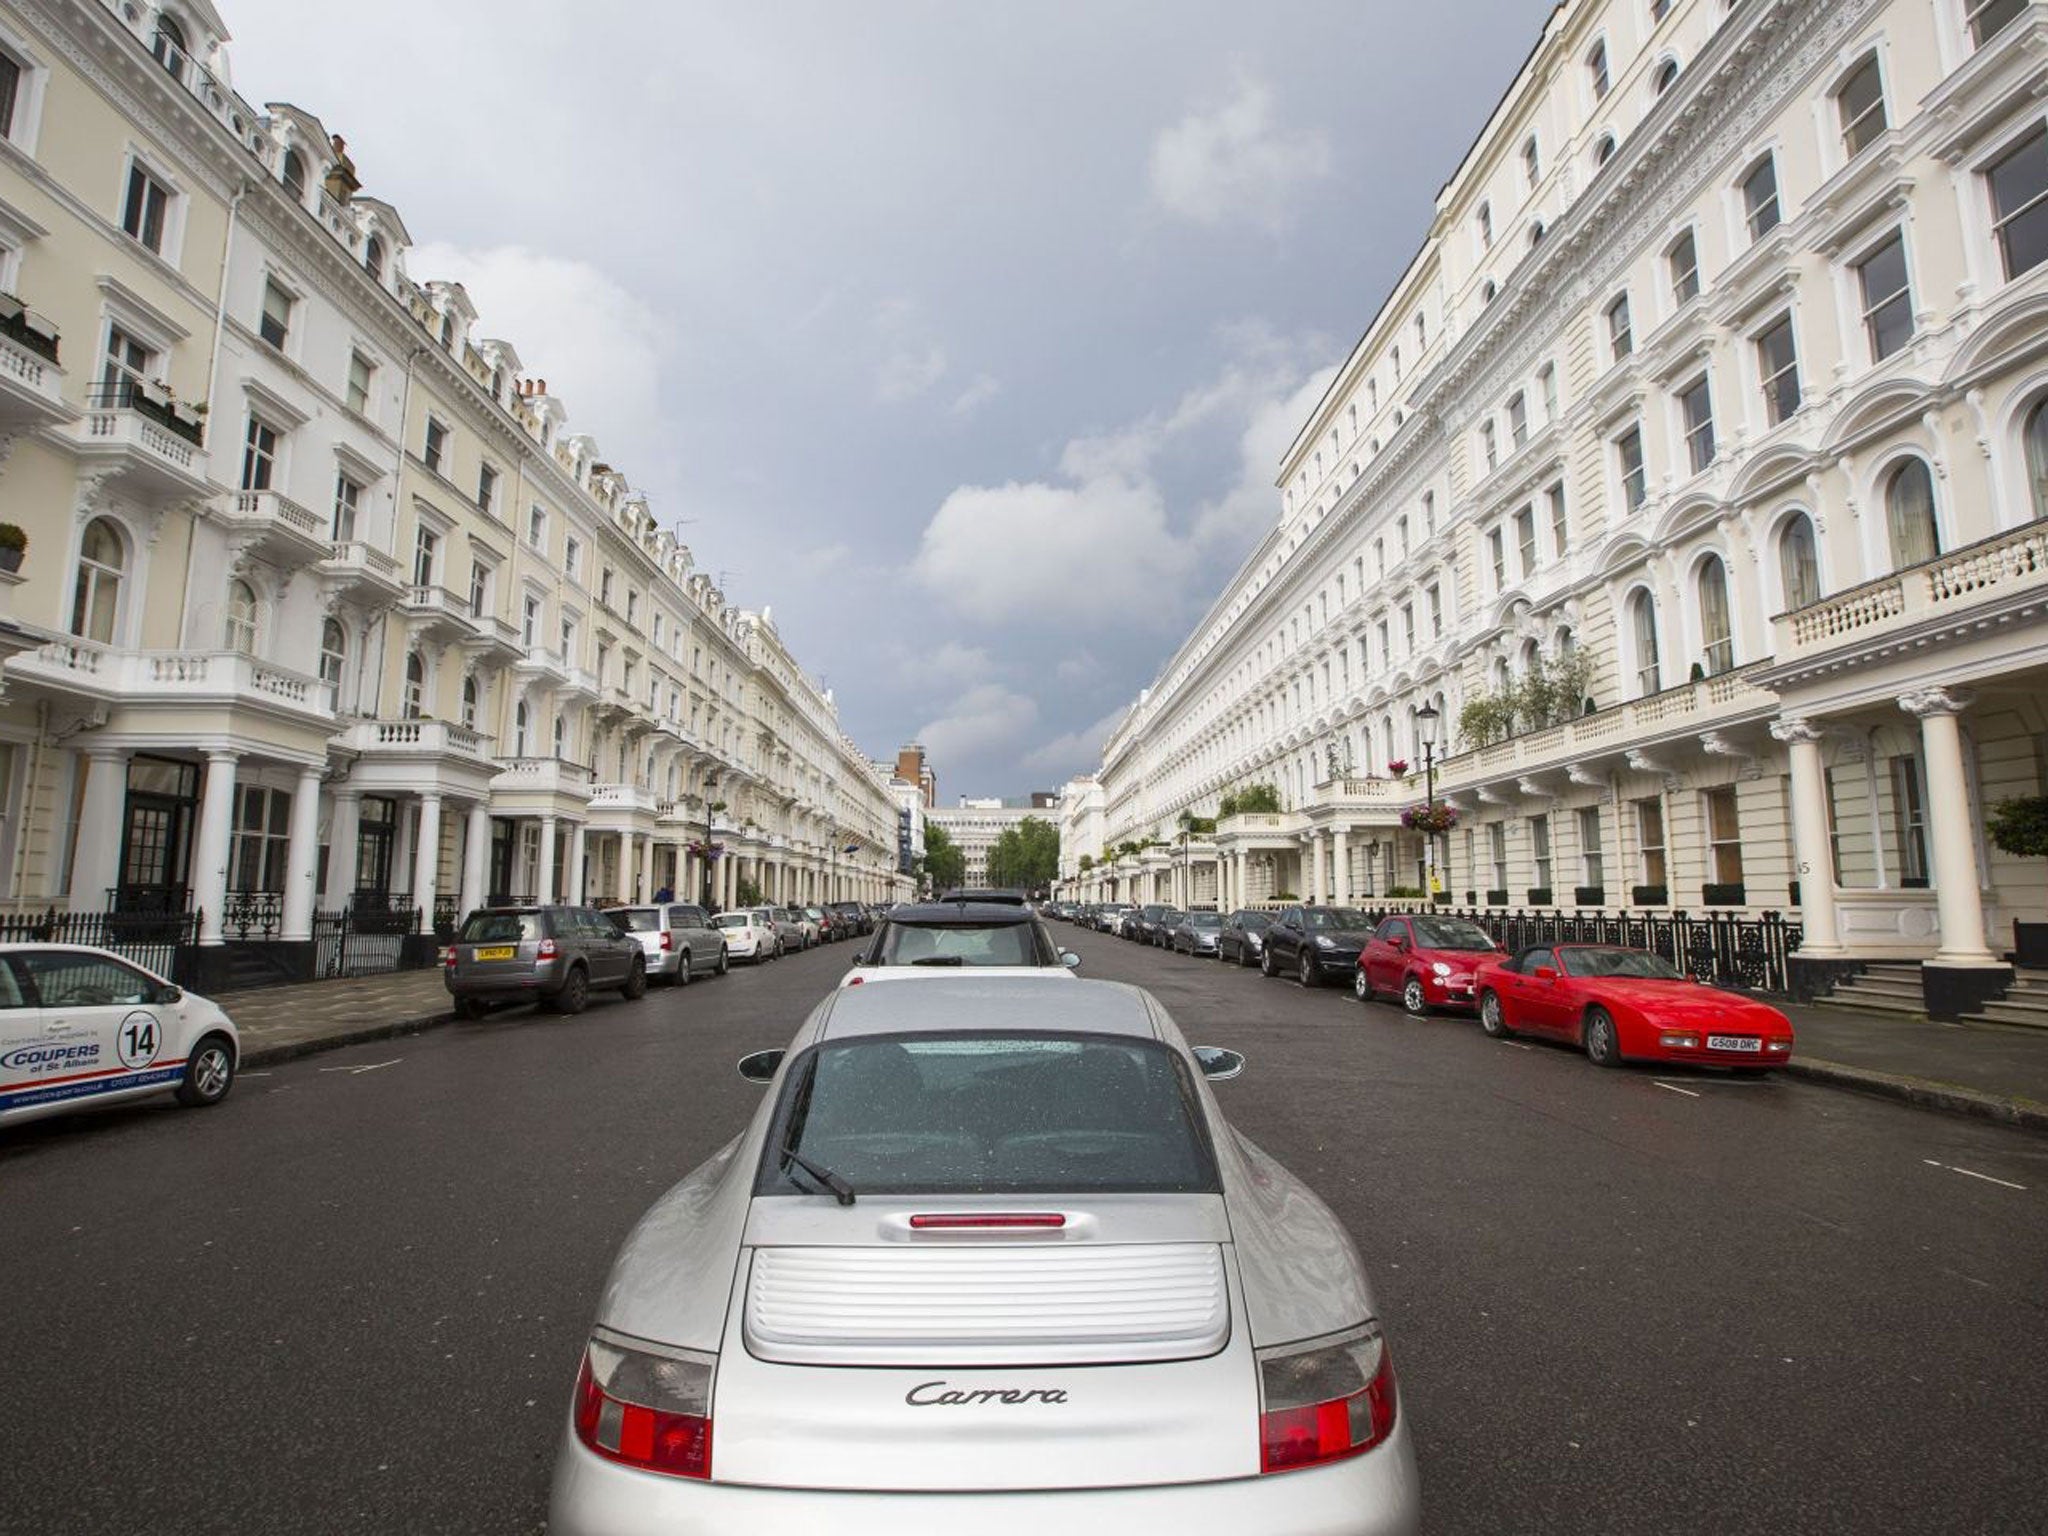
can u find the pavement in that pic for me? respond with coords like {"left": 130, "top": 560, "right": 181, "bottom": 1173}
{"left": 209, "top": 954, "right": 2048, "bottom": 1133}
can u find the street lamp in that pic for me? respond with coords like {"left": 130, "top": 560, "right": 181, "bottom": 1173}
{"left": 1416, "top": 703, "right": 1441, "bottom": 898}
{"left": 700, "top": 774, "right": 721, "bottom": 910}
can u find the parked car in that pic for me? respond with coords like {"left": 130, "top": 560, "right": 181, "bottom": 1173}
{"left": 609, "top": 903, "right": 730, "bottom": 986}
{"left": 824, "top": 901, "right": 871, "bottom": 938}
{"left": 802, "top": 905, "right": 837, "bottom": 943}
{"left": 763, "top": 907, "right": 805, "bottom": 954}
{"left": 1473, "top": 944, "right": 1795, "bottom": 1070}
{"left": 841, "top": 900, "right": 1078, "bottom": 986}
{"left": 446, "top": 905, "right": 648, "bottom": 1017}
{"left": 1095, "top": 903, "right": 1134, "bottom": 934}
{"left": 1354, "top": 913, "right": 1504, "bottom": 1016}
{"left": 713, "top": 910, "right": 780, "bottom": 964}
{"left": 1131, "top": 904, "right": 1174, "bottom": 944}
{"left": 781, "top": 907, "right": 821, "bottom": 950}
{"left": 0, "top": 944, "right": 239, "bottom": 1128}
{"left": 1148, "top": 908, "right": 1184, "bottom": 948}
{"left": 1169, "top": 910, "right": 1225, "bottom": 956}
{"left": 548, "top": 975, "right": 1420, "bottom": 1533}
{"left": 1218, "top": 910, "right": 1275, "bottom": 967}
{"left": 1259, "top": 906, "right": 1376, "bottom": 988}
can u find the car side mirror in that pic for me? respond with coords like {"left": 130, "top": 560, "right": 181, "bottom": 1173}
{"left": 1534, "top": 966, "right": 1558, "bottom": 982}
{"left": 1391, "top": 938, "right": 1409, "bottom": 952}
{"left": 154, "top": 984, "right": 182, "bottom": 1005}
{"left": 1193, "top": 1047, "right": 1245, "bottom": 1080}
{"left": 737, "top": 1049, "right": 784, "bottom": 1084}
{"left": 1060, "top": 951, "right": 1080, "bottom": 968}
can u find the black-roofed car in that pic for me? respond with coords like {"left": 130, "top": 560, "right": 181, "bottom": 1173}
{"left": 547, "top": 975, "right": 1421, "bottom": 1533}
{"left": 840, "top": 900, "right": 1078, "bottom": 988}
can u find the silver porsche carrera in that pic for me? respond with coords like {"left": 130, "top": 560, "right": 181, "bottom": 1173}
{"left": 548, "top": 973, "right": 1421, "bottom": 1534}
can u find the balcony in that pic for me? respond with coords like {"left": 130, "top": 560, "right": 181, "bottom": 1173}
{"left": 490, "top": 756, "right": 596, "bottom": 799}
{"left": 1771, "top": 521, "right": 2048, "bottom": 673}
{"left": 12, "top": 641, "right": 331, "bottom": 722}
{"left": 399, "top": 584, "right": 477, "bottom": 645}
{"left": 462, "top": 614, "right": 525, "bottom": 666}
{"left": 341, "top": 717, "right": 496, "bottom": 764}
{"left": 588, "top": 781, "right": 658, "bottom": 819}
{"left": 0, "top": 295, "right": 70, "bottom": 429}
{"left": 317, "top": 541, "right": 405, "bottom": 608}
{"left": 217, "top": 490, "right": 329, "bottom": 571}
{"left": 513, "top": 646, "right": 569, "bottom": 687}
{"left": 67, "top": 384, "right": 210, "bottom": 501}
{"left": 560, "top": 665, "right": 601, "bottom": 702}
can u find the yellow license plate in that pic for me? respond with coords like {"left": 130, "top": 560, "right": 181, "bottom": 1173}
{"left": 473, "top": 946, "right": 516, "bottom": 961}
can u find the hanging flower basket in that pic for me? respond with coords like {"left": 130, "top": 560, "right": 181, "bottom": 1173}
{"left": 1401, "top": 801, "right": 1460, "bottom": 835}
{"left": 685, "top": 840, "right": 725, "bottom": 861}
{"left": 1386, "top": 759, "right": 1409, "bottom": 778}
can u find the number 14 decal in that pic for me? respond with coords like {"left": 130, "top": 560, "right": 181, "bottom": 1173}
{"left": 117, "top": 1010, "right": 161, "bottom": 1069}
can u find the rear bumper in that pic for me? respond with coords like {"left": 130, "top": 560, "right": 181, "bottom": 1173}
{"left": 549, "top": 1415, "right": 1420, "bottom": 1536}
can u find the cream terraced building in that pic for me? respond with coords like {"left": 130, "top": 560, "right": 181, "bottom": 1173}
{"left": 0, "top": 0, "right": 906, "bottom": 984}
{"left": 1063, "top": 0, "right": 2048, "bottom": 1018}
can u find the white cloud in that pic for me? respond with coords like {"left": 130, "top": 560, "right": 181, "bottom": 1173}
{"left": 950, "top": 373, "right": 1002, "bottom": 417}
{"left": 917, "top": 683, "right": 1041, "bottom": 765}
{"left": 1148, "top": 79, "right": 1332, "bottom": 230}
{"left": 408, "top": 242, "right": 670, "bottom": 476}
{"left": 877, "top": 344, "right": 949, "bottom": 402}
{"left": 1022, "top": 705, "right": 1130, "bottom": 778}
{"left": 926, "top": 642, "right": 996, "bottom": 688}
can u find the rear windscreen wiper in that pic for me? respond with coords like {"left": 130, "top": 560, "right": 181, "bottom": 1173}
{"left": 782, "top": 1144, "right": 857, "bottom": 1205}
{"left": 908, "top": 956, "right": 965, "bottom": 966}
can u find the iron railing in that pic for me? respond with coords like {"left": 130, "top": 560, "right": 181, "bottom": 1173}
{"left": 313, "top": 902, "right": 422, "bottom": 978}
{"left": 221, "top": 890, "right": 284, "bottom": 942}
{"left": 0, "top": 905, "right": 199, "bottom": 975}
{"left": 86, "top": 380, "right": 205, "bottom": 446}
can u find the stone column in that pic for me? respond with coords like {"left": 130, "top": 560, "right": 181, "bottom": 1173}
{"left": 1235, "top": 849, "right": 1249, "bottom": 906}
{"left": 1332, "top": 827, "right": 1351, "bottom": 906}
{"left": 460, "top": 802, "right": 491, "bottom": 917}
{"left": 281, "top": 764, "right": 324, "bottom": 941}
{"left": 538, "top": 815, "right": 559, "bottom": 904}
{"left": 324, "top": 790, "right": 361, "bottom": 909}
{"left": 1771, "top": 718, "right": 1842, "bottom": 957}
{"left": 568, "top": 822, "right": 588, "bottom": 904}
{"left": 1901, "top": 689, "right": 1997, "bottom": 966}
{"left": 617, "top": 833, "right": 636, "bottom": 903}
{"left": 193, "top": 751, "right": 240, "bottom": 945}
{"left": 412, "top": 792, "right": 443, "bottom": 922}
{"left": 69, "top": 746, "right": 130, "bottom": 913}
{"left": 1310, "top": 833, "right": 1327, "bottom": 904}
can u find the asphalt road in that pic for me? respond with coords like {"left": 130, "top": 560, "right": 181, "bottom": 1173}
{"left": 2, "top": 930, "right": 2044, "bottom": 1535}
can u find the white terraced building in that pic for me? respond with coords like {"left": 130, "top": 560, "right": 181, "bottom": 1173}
{"left": 1061, "top": 0, "right": 2048, "bottom": 1020}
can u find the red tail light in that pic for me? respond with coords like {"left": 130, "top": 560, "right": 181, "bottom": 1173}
{"left": 1257, "top": 1323, "right": 1397, "bottom": 1474}
{"left": 910, "top": 1212, "right": 1066, "bottom": 1229}
{"left": 442, "top": 946, "right": 456, "bottom": 968}
{"left": 572, "top": 1335, "right": 714, "bottom": 1481}
{"left": 659, "top": 930, "right": 673, "bottom": 951}
{"left": 537, "top": 937, "right": 558, "bottom": 960}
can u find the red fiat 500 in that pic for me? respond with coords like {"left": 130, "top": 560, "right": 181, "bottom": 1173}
{"left": 1354, "top": 914, "right": 1504, "bottom": 1015}
{"left": 1472, "top": 944, "right": 1795, "bottom": 1070}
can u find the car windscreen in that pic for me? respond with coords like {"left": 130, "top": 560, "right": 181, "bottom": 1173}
{"left": 876, "top": 921, "right": 1040, "bottom": 966}
{"left": 713, "top": 914, "right": 752, "bottom": 929}
{"left": 1307, "top": 908, "right": 1372, "bottom": 931}
{"left": 1234, "top": 912, "right": 1273, "bottom": 929}
{"left": 1559, "top": 946, "right": 1684, "bottom": 980}
{"left": 1185, "top": 913, "right": 1223, "bottom": 928}
{"left": 1411, "top": 917, "right": 1498, "bottom": 951}
{"left": 613, "top": 909, "right": 662, "bottom": 933}
{"left": 460, "top": 912, "right": 542, "bottom": 944}
{"left": 759, "top": 1033, "right": 1220, "bottom": 1196}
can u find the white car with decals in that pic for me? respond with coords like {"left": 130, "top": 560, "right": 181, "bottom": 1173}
{"left": 0, "top": 945, "right": 239, "bottom": 1128}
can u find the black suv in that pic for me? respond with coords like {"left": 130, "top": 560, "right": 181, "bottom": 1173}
{"left": 1258, "top": 905, "right": 1377, "bottom": 988}
{"left": 850, "top": 900, "right": 1076, "bottom": 973}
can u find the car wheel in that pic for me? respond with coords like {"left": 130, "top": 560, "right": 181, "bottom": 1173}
{"left": 552, "top": 965, "right": 590, "bottom": 1015}
{"left": 621, "top": 955, "right": 648, "bottom": 999}
{"left": 1260, "top": 945, "right": 1277, "bottom": 978}
{"left": 1402, "top": 976, "right": 1428, "bottom": 1017}
{"left": 1479, "top": 989, "right": 1513, "bottom": 1038}
{"left": 1353, "top": 966, "right": 1372, "bottom": 1003}
{"left": 675, "top": 949, "right": 692, "bottom": 985}
{"left": 716, "top": 946, "right": 729, "bottom": 975}
{"left": 454, "top": 995, "right": 491, "bottom": 1021}
{"left": 175, "top": 1032, "right": 235, "bottom": 1107}
{"left": 1298, "top": 950, "right": 1318, "bottom": 988}
{"left": 1584, "top": 1006, "right": 1623, "bottom": 1068}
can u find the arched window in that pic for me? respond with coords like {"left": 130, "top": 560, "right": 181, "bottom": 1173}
{"left": 364, "top": 235, "right": 385, "bottom": 281}
{"left": 403, "top": 651, "right": 426, "bottom": 720}
{"left": 438, "top": 311, "right": 455, "bottom": 348}
{"left": 1885, "top": 458, "right": 1940, "bottom": 567}
{"left": 1482, "top": 279, "right": 1498, "bottom": 306}
{"left": 1836, "top": 54, "right": 1888, "bottom": 159}
{"left": 1697, "top": 556, "right": 1734, "bottom": 675}
{"left": 1555, "top": 625, "right": 1577, "bottom": 657}
{"left": 319, "top": 619, "right": 347, "bottom": 709}
{"left": 1653, "top": 59, "right": 1680, "bottom": 95}
{"left": 1778, "top": 513, "right": 1821, "bottom": 609}
{"left": 151, "top": 14, "right": 187, "bottom": 74}
{"left": 1528, "top": 220, "right": 1547, "bottom": 250}
{"left": 461, "top": 674, "right": 479, "bottom": 730}
{"left": 224, "top": 579, "right": 257, "bottom": 652}
{"left": 71, "top": 518, "right": 125, "bottom": 643}
{"left": 1493, "top": 656, "right": 1512, "bottom": 691}
{"left": 552, "top": 715, "right": 566, "bottom": 757}
{"left": 281, "top": 148, "right": 306, "bottom": 201}
{"left": 1519, "top": 638, "right": 1541, "bottom": 676}
{"left": 1595, "top": 134, "right": 1617, "bottom": 167}
{"left": 1630, "top": 590, "right": 1662, "bottom": 696}
{"left": 1588, "top": 40, "right": 1610, "bottom": 99}
{"left": 514, "top": 700, "right": 530, "bottom": 756}
{"left": 2025, "top": 397, "right": 2048, "bottom": 520}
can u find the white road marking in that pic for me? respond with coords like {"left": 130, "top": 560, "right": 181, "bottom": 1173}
{"left": 1503, "top": 1041, "right": 1535, "bottom": 1051}
{"left": 1653, "top": 1081, "right": 1701, "bottom": 1098}
{"left": 1922, "top": 1158, "right": 2027, "bottom": 1192}
{"left": 318, "top": 1059, "right": 401, "bottom": 1076}
{"left": 240, "top": 1071, "right": 271, "bottom": 1078}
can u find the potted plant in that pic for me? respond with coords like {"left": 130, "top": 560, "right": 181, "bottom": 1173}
{"left": 0, "top": 523, "right": 25, "bottom": 573}
{"left": 1386, "top": 759, "right": 1409, "bottom": 778}
{"left": 1400, "top": 801, "right": 1460, "bottom": 836}
{"left": 1988, "top": 796, "right": 2048, "bottom": 964}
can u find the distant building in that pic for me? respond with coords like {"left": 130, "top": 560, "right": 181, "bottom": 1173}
{"left": 927, "top": 798, "right": 1046, "bottom": 888}
{"left": 895, "top": 743, "right": 937, "bottom": 808}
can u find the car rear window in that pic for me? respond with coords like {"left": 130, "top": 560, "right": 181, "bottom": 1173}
{"left": 760, "top": 1033, "right": 1219, "bottom": 1197}
{"left": 877, "top": 921, "right": 1039, "bottom": 966}
{"left": 461, "top": 912, "right": 542, "bottom": 944}
{"left": 1411, "top": 917, "right": 1498, "bottom": 951}
{"left": 614, "top": 909, "right": 662, "bottom": 933}
{"left": 714, "top": 913, "right": 752, "bottom": 929}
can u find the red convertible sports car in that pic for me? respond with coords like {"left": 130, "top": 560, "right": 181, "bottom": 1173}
{"left": 1472, "top": 944, "right": 1794, "bottom": 1070}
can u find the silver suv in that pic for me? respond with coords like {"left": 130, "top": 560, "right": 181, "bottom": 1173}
{"left": 445, "top": 906, "right": 648, "bottom": 1017}
{"left": 609, "top": 903, "right": 729, "bottom": 985}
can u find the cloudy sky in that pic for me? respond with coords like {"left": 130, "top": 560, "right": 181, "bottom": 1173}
{"left": 225, "top": 0, "right": 1546, "bottom": 798}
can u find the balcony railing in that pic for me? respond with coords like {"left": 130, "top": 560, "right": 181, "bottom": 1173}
{"left": 87, "top": 381, "right": 204, "bottom": 447}
{"left": 344, "top": 718, "right": 494, "bottom": 760}
{"left": 491, "top": 756, "right": 597, "bottom": 795}
{"left": 0, "top": 294, "right": 58, "bottom": 364}
{"left": 16, "top": 641, "right": 329, "bottom": 715}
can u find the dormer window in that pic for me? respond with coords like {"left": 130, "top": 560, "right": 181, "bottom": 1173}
{"left": 152, "top": 14, "right": 187, "bottom": 77}
{"left": 439, "top": 311, "right": 455, "bottom": 348}
{"left": 281, "top": 148, "right": 306, "bottom": 202}
{"left": 1653, "top": 59, "right": 1680, "bottom": 95}
{"left": 1588, "top": 40, "right": 1610, "bottom": 100}
{"left": 1595, "top": 133, "right": 1617, "bottom": 167}
{"left": 364, "top": 235, "right": 385, "bottom": 281}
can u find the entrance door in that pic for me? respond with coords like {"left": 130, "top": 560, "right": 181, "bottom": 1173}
{"left": 355, "top": 796, "right": 396, "bottom": 903}
{"left": 116, "top": 757, "right": 198, "bottom": 913}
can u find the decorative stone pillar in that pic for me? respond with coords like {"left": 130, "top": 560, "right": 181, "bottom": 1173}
{"left": 412, "top": 792, "right": 443, "bottom": 923}
{"left": 1309, "top": 833, "right": 1327, "bottom": 904}
{"left": 460, "top": 802, "right": 490, "bottom": 917}
{"left": 193, "top": 751, "right": 240, "bottom": 945}
{"left": 69, "top": 747, "right": 130, "bottom": 914}
{"left": 324, "top": 790, "right": 361, "bottom": 909}
{"left": 1770, "top": 718, "right": 1842, "bottom": 957}
{"left": 1332, "top": 827, "right": 1351, "bottom": 906}
{"left": 281, "top": 765, "right": 324, "bottom": 941}
{"left": 617, "top": 832, "right": 636, "bottom": 903}
{"left": 537, "top": 815, "right": 559, "bottom": 904}
{"left": 1901, "top": 689, "right": 1996, "bottom": 967}
{"left": 568, "top": 822, "right": 588, "bottom": 903}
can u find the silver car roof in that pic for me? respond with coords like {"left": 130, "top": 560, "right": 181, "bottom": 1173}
{"left": 814, "top": 974, "right": 1163, "bottom": 1043}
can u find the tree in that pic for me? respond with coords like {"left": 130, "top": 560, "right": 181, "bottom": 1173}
{"left": 921, "top": 823, "right": 966, "bottom": 892}
{"left": 1218, "top": 782, "right": 1282, "bottom": 817}
{"left": 987, "top": 817, "right": 1061, "bottom": 892}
